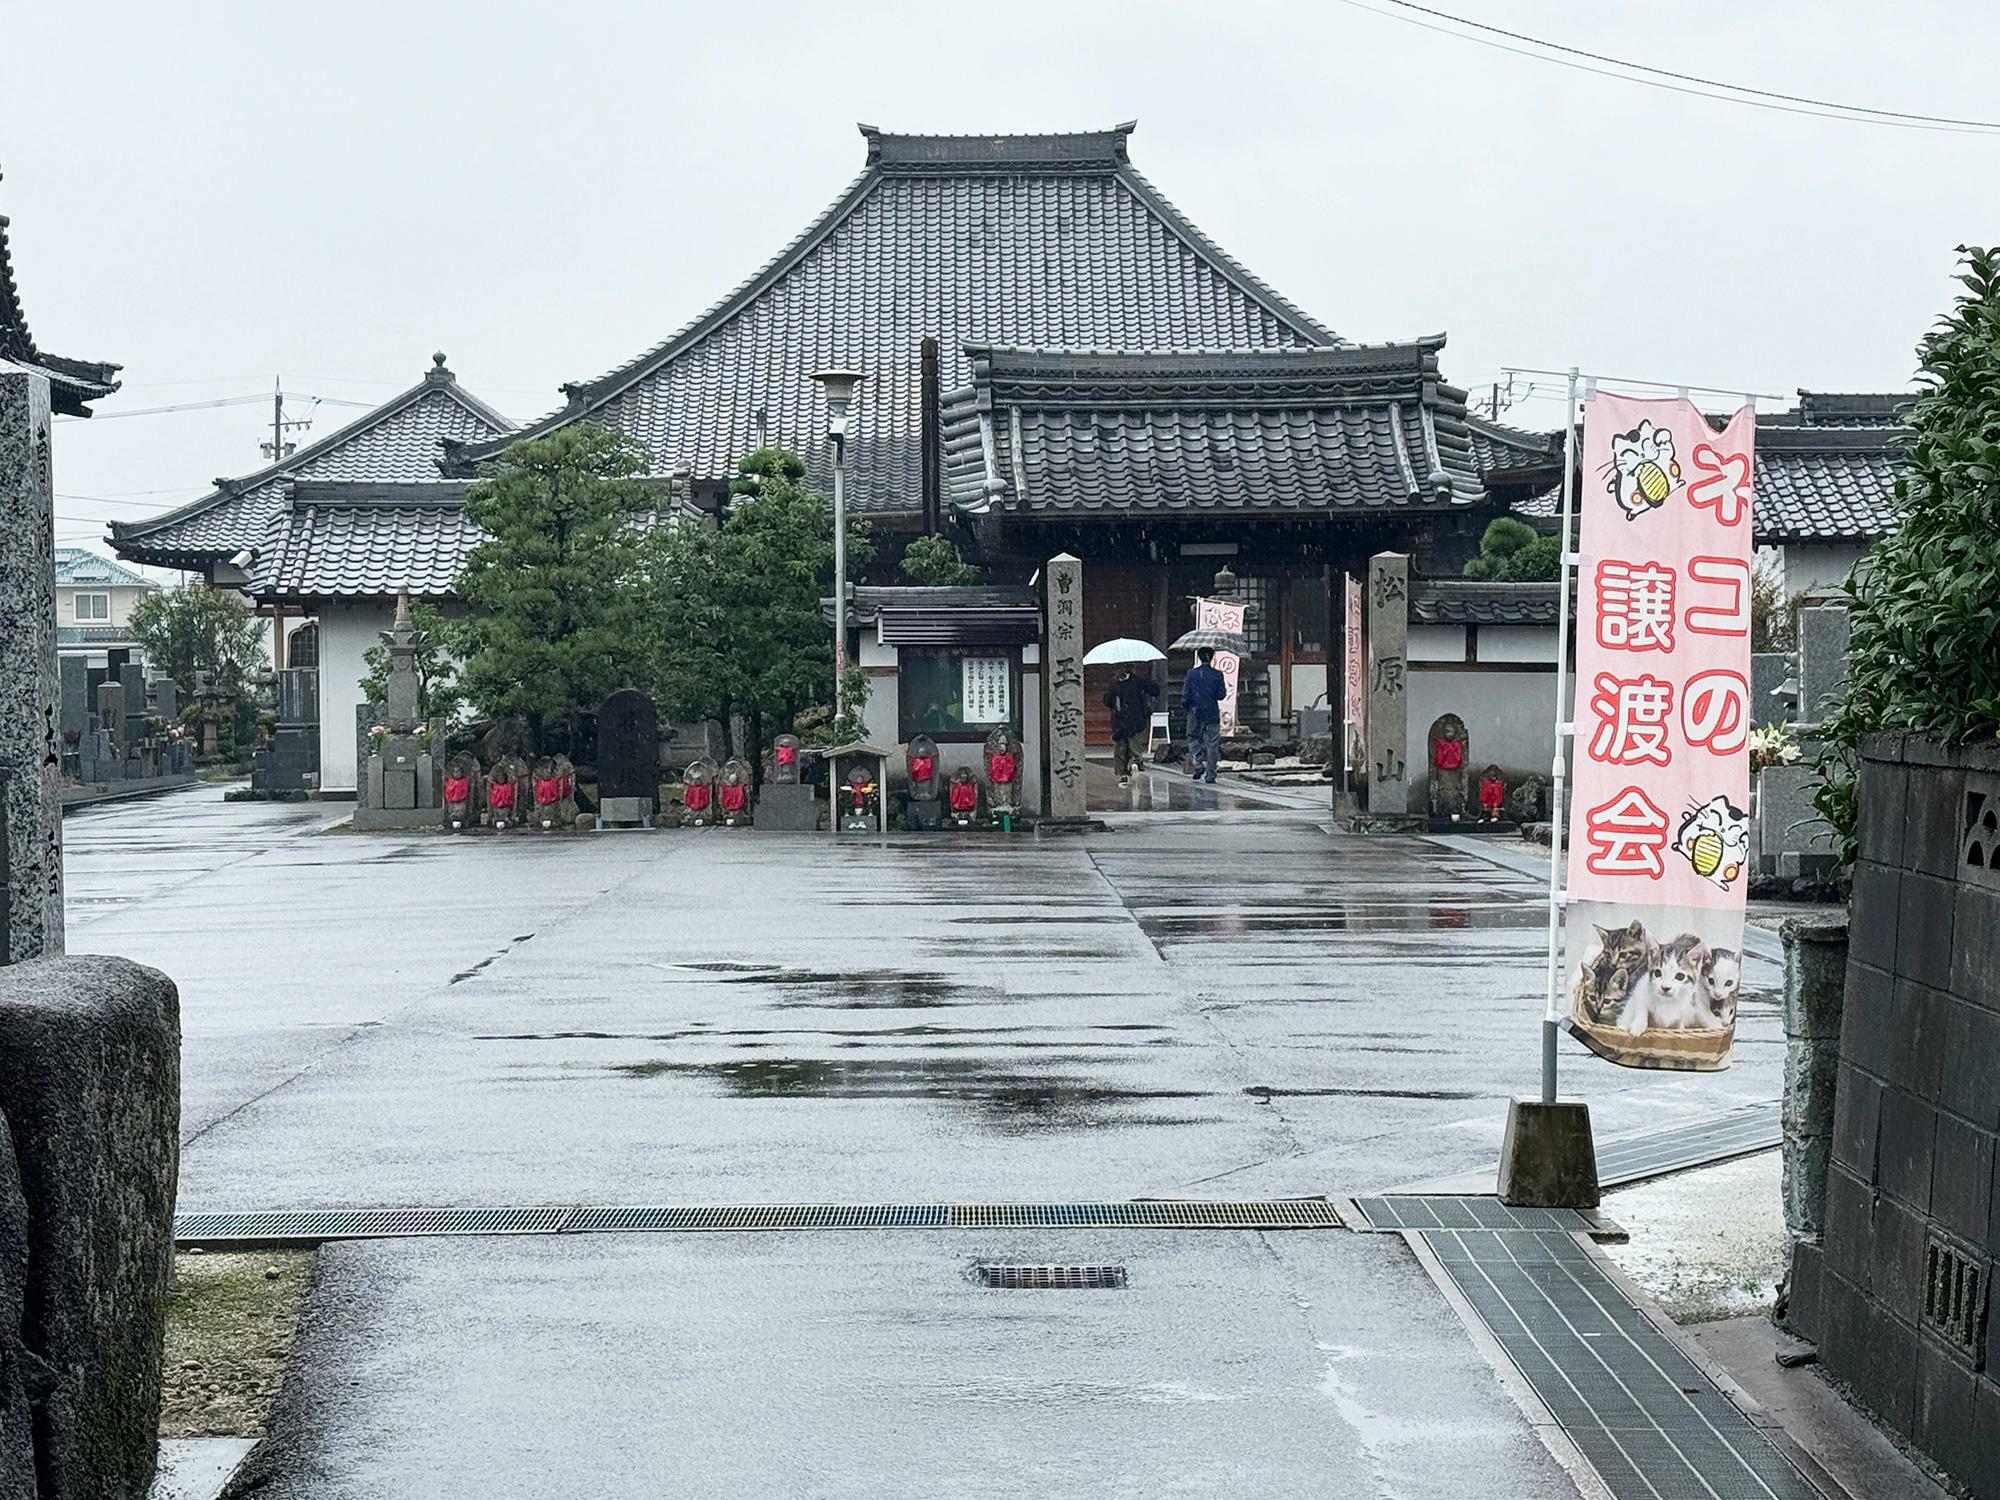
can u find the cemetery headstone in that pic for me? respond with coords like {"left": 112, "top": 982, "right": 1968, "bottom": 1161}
{"left": 1796, "top": 608, "right": 1850, "bottom": 726}
{"left": 1752, "top": 651, "right": 1793, "bottom": 730}
{"left": 596, "top": 688, "right": 659, "bottom": 826}
{"left": 1043, "top": 554, "right": 1086, "bottom": 821}
{"left": 58, "top": 657, "right": 89, "bottom": 743}
{"left": 0, "top": 370, "right": 62, "bottom": 961}
{"left": 754, "top": 735, "right": 817, "bottom": 833}
{"left": 150, "top": 677, "right": 179, "bottom": 726}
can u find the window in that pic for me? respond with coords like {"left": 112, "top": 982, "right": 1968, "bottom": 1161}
{"left": 73, "top": 592, "right": 110, "bottom": 622}
{"left": 898, "top": 649, "right": 1020, "bottom": 743}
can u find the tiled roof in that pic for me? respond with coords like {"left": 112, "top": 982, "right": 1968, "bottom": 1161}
{"left": 109, "top": 356, "right": 513, "bottom": 569}
{"left": 56, "top": 625, "right": 143, "bottom": 648}
{"left": 0, "top": 168, "right": 120, "bottom": 415}
{"left": 446, "top": 123, "right": 1339, "bottom": 515}
{"left": 941, "top": 341, "right": 1488, "bottom": 517}
{"left": 1465, "top": 413, "right": 1562, "bottom": 475}
{"left": 254, "top": 490, "right": 484, "bottom": 601}
{"left": 1750, "top": 422, "right": 1903, "bottom": 543}
{"left": 1510, "top": 392, "right": 1908, "bottom": 544}
{"left": 54, "top": 548, "right": 154, "bottom": 588}
{"left": 1411, "top": 579, "right": 1562, "bottom": 626}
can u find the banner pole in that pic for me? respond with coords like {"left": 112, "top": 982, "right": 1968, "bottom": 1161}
{"left": 1540, "top": 366, "right": 1582, "bottom": 1106}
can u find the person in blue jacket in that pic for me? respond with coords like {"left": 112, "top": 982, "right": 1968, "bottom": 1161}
{"left": 1181, "top": 647, "right": 1228, "bottom": 784}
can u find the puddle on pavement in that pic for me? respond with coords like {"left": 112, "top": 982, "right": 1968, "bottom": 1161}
{"left": 666, "top": 965, "right": 1008, "bottom": 1007}
{"left": 1139, "top": 904, "right": 1542, "bottom": 939}
{"left": 1244, "top": 1084, "right": 1488, "bottom": 1102}
{"left": 610, "top": 1054, "right": 1209, "bottom": 1132}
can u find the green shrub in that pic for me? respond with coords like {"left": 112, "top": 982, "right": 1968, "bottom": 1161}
{"left": 1814, "top": 245, "right": 2000, "bottom": 863}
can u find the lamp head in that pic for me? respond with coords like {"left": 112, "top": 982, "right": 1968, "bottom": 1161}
{"left": 811, "top": 368, "right": 865, "bottom": 434}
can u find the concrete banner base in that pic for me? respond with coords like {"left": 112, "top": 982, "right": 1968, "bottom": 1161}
{"left": 1496, "top": 1096, "right": 1600, "bottom": 1209}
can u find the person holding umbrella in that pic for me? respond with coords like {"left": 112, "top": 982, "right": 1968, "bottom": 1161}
{"left": 1181, "top": 646, "right": 1228, "bottom": 783}
{"left": 1102, "top": 666, "right": 1160, "bottom": 786}
{"left": 1082, "top": 637, "right": 1168, "bottom": 787}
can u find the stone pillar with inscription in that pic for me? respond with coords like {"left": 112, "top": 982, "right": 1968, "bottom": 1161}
{"left": 1364, "top": 551, "right": 1410, "bottom": 818}
{"left": 1042, "top": 554, "right": 1087, "bottom": 822}
{"left": 0, "top": 370, "right": 62, "bottom": 962}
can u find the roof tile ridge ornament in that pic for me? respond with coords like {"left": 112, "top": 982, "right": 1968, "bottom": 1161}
{"left": 424, "top": 352, "right": 455, "bottom": 387}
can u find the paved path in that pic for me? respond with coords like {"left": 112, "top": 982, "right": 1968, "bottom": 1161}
{"left": 65, "top": 786, "right": 1790, "bottom": 1497}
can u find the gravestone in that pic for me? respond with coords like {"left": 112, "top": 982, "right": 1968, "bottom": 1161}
{"left": 118, "top": 662, "right": 147, "bottom": 749}
{"left": 150, "top": 677, "right": 179, "bottom": 726}
{"left": 596, "top": 688, "right": 659, "bottom": 826}
{"left": 1364, "top": 552, "right": 1411, "bottom": 819}
{"left": 96, "top": 680, "right": 125, "bottom": 753}
{"left": 0, "top": 370, "right": 62, "bottom": 962}
{"left": 1796, "top": 607, "right": 1849, "bottom": 726}
{"left": 352, "top": 594, "right": 440, "bottom": 830}
{"left": 251, "top": 668, "right": 318, "bottom": 796}
{"left": 1043, "top": 554, "right": 1086, "bottom": 821}
{"left": 58, "top": 656, "right": 89, "bottom": 743}
{"left": 1752, "top": 651, "right": 1793, "bottom": 730}
{"left": 754, "top": 734, "right": 817, "bottom": 833}
{"left": 1757, "top": 759, "right": 1835, "bottom": 880}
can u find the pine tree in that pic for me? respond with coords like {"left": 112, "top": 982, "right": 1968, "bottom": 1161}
{"left": 454, "top": 424, "right": 659, "bottom": 753}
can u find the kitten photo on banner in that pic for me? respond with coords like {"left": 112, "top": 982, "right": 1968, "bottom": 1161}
{"left": 1561, "top": 393, "right": 1755, "bottom": 1071}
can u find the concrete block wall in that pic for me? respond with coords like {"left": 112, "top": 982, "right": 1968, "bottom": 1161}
{"left": 1790, "top": 733, "right": 2000, "bottom": 1498}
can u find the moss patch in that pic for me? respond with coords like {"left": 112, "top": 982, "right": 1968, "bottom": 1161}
{"left": 160, "top": 1250, "right": 314, "bottom": 1438}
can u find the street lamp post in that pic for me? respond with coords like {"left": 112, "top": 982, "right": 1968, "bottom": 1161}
{"left": 812, "top": 369, "right": 864, "bottom": 721}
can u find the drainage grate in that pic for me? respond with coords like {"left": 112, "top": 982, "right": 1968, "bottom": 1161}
{"left": 976, "top": 1263, "right": 1127, "bottom": 1290}
{"left": 566, "top": 1204, "right": 951, "bottom": 1232}
{"left": 1594, "top": 1102, "right": 1782, "bottom": 1188}
{"left": 1421, "top": 1228, "right": 1820, "bottom": 1499}
{"left": 948, "top": 1200, "right": 1340, "bottom": 1229}
{"left": 176, "top": 1198, "right": 1341, "bottom": 1245}
{"left": 172, "top": 1206, "right": 570, "bottom": 1244}
{"left": 1922, "top": 1235, "right": 1989, "bottom": 1364}
{"left": 1351, "top": 1196, "right": 1588, "bottom": 1233}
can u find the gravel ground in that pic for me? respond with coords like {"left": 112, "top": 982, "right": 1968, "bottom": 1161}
{"left": 1601, "top": 1151, "right": 1790, "bottom": 1324}
{"left": 161, "top": 1251, "right": 315, "bottom": 1438}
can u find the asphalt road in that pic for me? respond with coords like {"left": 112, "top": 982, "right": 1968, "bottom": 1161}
{"left": 65, "top": 782, "right": 1786, "bottom": 1497}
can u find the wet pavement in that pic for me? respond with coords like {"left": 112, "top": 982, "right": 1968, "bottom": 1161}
{"left": 64, "top": 784, "right": 1788, "bottom": 1496}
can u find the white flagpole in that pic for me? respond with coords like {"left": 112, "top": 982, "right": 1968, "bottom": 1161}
{"left": 1540, "top": 366, "right": 1582, "bottom": 1105}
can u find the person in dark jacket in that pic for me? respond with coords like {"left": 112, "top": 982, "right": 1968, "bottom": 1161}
{"left": 1102, "top": 668, "right": 1161, "bottom": 785}
{"left": 1181, "top": 647, "right": 1228, "bottom": 783}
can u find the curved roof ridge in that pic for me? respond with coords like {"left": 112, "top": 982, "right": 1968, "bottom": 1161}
{"left": 112, "top": 359, "right": 512, "bottom": 548}
{"left": 460, "top": 166, "right": 882, "bottom": 459}
{"left": 1114, "top": 164, "right": 1342, "bottom": 347}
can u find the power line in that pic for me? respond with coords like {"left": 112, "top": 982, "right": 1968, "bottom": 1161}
{"left": 1335, "top": 0, "right": 2000, "bottom": 134}
{"left": 57, "top": 393, "right": 272, "bottom": 421}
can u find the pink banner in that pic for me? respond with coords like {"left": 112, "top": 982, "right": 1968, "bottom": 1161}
{"left": 1563, "top": 393, "right": 1754, "bottom": 1070}
{"left": 1196, "top": 598, "right": 1246, "bottom": 733}
{"left": 1343, "top": 574, "right": 1364, "bottom": 770}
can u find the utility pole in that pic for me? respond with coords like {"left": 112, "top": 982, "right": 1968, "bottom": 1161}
{"left": 260, "top": 376, "right": 310, "bottom": 463}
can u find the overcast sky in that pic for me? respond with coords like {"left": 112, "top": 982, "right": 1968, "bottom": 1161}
{"left": 8, "top": 0, "right": 1997, "bottom": 565}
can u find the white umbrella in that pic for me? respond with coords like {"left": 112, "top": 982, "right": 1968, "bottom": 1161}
{"left": 1081, "top": 637, "right": 1166, "bottom": 666}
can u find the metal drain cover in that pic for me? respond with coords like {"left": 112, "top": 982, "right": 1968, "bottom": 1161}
{"left": 975, "top": 1263, "right": 1127, "bottom": 1290}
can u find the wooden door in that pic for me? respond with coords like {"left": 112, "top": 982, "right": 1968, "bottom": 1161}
{"left": 1083, "top": 562, "right": 1159, "bottom": 745}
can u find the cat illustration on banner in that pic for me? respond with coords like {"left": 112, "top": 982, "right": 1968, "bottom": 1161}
{"left": 1673, "top": 794, "right": 1750, "bottom": 889}
{"left": 1604, "top": 420, "right": 1682, "bottom": 521}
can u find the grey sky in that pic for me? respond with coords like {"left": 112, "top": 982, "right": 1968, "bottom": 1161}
{"left": 9, "top": 0, "right": 1996, "bottom": 562}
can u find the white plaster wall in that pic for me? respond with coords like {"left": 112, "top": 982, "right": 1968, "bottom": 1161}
{"left": 1478, "top": 626, "right": 1560, "bottom": 663}
{"left": 316, "top": 600, "right": 391, "bottom": 794}
{"left": 1779, "top": 543, "right": 1869, "bottom": 598}
{"left": 1408, "top": 625, "right": 1467, "bottom": 663}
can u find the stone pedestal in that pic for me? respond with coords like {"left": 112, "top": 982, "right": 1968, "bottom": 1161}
{"left": 1496, "top": 1096, "right": 1600, "bottom": 1208}
{"left": 1780, "top": 917, "right": 1848, "bottom": 1248}
{"left": 752, "top": 783, "right": 817, "bottom": 832}
{"left": 0, "top": 370, "right": 62, "bottom": 963}
{"left": 599, "top": 796, "right": 650, "bottom": 827}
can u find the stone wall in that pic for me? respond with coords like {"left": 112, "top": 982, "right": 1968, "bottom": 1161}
{"left": 1788, "top": 733, "right": 2000, "bottom": 1498}
{"left": 0, "top": 955, "right": 181, "bottom": 1499}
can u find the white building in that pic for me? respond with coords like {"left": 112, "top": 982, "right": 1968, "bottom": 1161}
{"left": 52, "top": 548, "right": 157, "bottom": 664}
{"left": 109, "top": 356, "right": 514, "bottom": 793}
